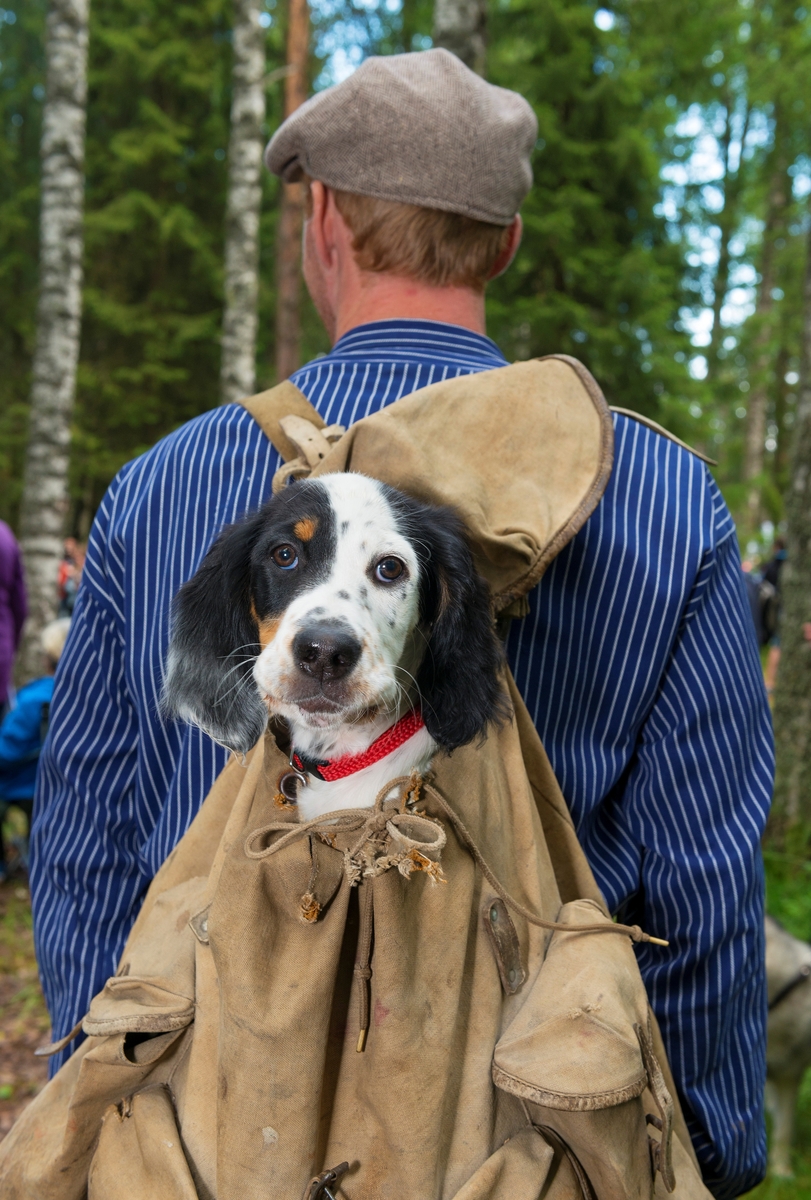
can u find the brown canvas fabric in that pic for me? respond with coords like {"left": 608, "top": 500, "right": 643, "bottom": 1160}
{"left": 0, "top": 689, "right": 709, "bottom": 1200}
{"left": 246, "top": 355, "right": 615, "bottom": 615}
{"left": 0, "top": 362, "right": 711, "bottom": 1199}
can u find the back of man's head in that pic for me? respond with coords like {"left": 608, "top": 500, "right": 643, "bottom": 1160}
{"left": 266, "top": 49, "right": 537, "bottom": 292}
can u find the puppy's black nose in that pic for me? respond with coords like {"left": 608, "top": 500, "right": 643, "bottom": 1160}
{"left": 293, "top": 623, "right": 361, "bottom": 683}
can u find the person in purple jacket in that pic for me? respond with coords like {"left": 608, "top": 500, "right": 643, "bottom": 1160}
{"left": 0, "top": 520, "right": 27, "bottom": 718}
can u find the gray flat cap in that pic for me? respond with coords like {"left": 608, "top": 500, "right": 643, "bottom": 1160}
{"left": 265, "top": 49, "right": 537, "bottom": 226}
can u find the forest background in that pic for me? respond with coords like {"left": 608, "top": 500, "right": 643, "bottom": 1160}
{"left": 4, "top": 0, "right": 811, "bottom": 920}
{"left": 2, "top": 0, "right": 811, "bottom": 1187}
{"left": 3, "top": 0, "right": 810, "bottom": 547}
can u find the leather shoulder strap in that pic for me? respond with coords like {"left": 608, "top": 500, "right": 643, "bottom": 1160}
{"left": 609, "top": 406, "right": 717, "bottom": 466}
{"left": 238, "top": 381, "right": 324, "bottom": 462}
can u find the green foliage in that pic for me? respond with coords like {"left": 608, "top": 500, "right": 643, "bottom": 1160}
{"left": 70, "top": 0, "right": 288, "bottom": 535}
{"left": 742, "top": 1068, "right": 811, "bottom": 1195}
{"left": 2, "top": 0, "right": 811, "bottom": 541}
{"left": 628, "top": 0, "right": 811, "bottom": 531}
{"left": 764, "top": 834, "right": 811, "bottom": 943}
{"left": 0, "top": 0, "right": 331, "bottom": 536}
{"left": 0, "top": 0, "right": 46, "bottom": 529}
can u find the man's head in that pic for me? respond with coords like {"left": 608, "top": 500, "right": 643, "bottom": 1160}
{"left": 265, "top": 50, "right": 536, "bottom": 339}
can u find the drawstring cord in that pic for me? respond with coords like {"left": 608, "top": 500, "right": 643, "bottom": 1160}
{"left": 421, "top": 779, "right": 669, "bottom": 948}
{"left": 355, "top": 881, "right": 374, "bottom": 1052}
{"left": 246, "top": 773, "right": 667, "bottom": 947}
{"left": 244, "top": 773, "right": 668, "bottom": 1055}
{"left": 38, "top": 773, "right": 667, "bottom": 1062}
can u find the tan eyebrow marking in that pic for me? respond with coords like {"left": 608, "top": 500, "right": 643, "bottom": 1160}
{"left": 250, "top": 601, "right": 280, "bottom": 650}
{"left": 293, "top": 517, "right": 318, "bottom": 542}
{"left": 257, "top": 617, "right": 280, "bottom": 650}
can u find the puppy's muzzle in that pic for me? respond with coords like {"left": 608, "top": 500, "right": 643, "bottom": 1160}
{"left": 293, "top": 621, "right": 362, "bottom": 686}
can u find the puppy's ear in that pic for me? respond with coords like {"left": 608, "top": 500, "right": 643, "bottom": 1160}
{"left": 390, "top": 496, "right": 508, "bottom": 752}
{"left": 162, "top": 514, "right": 267, "bottom": 755}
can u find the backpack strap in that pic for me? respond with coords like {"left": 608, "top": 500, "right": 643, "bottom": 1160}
{"left": 609, "top": 406, "right": 717, "bottom": 466}
{"left": 239, "top": 383, "right": 349, "bottom": 489}
{"left": 238, "top": 381, "right": 325, "bottom": 462}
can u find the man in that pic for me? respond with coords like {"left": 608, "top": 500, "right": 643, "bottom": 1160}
{"left": 31, "top": 49, "right": 771, "bottom": 1198}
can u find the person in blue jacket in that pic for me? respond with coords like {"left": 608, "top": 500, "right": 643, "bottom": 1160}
{"left": 0, "top": 618, "right": 70, "bottom": 881}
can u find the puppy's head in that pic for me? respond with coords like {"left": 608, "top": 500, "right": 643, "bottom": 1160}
{"left": 163, "top": 474, "right": 506, "bottom": 756}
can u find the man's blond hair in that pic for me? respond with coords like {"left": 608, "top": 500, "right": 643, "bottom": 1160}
{"left": 306, "top": 181, "right": 512, "bottom": 292}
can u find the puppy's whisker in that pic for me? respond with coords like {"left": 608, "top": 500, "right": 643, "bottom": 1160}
{"left": 215, "top": 672, "right": 257, "bottom": 706}
{"left": 215, "top": 657, "right": 259, "bottom": 683}
{"left": 217, "top": 643, "right": 261, "bottom": 659}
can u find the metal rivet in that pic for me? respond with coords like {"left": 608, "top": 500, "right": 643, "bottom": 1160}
{"left": 201, "top": 919, "right": 208, "bottom": 934}
{"left": 508, "top": 968, "right": 517, "bottom": 984}
{"left": 490, "top": 906, "right": 499, "bottom": 923}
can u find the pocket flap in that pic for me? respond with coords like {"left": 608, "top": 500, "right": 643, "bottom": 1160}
{"left": 493, "top": 1013, "right": 647, "bottom": 1109}
{"left": 493, "top": 899, "right": 650, "bottom": 1110}
{"left": 84, "top": 980, "right": 194, "bottom": 1037}
{"left": 83, "top": 876, "right": 205, "bottom": 1037}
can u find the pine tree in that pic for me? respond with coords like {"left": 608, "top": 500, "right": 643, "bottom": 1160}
{"left": 17, "top": 0, "right": 89, "bottom": 680}
{"left": 485, "top": 0, "right": 695, "bottom": 427}
{"left": 0, "top": 0, "right": 47, "bottom": 532}
{"left": 220, "top": 0, "right": 266, "bottom": 405}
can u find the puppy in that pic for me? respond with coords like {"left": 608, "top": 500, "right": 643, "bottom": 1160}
{"left": 163, "top": 473, "right": 506, "bottom": 820}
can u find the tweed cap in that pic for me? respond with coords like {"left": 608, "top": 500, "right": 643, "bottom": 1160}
{"left": 265, "top": 49, "right": 537, "bottom": 226}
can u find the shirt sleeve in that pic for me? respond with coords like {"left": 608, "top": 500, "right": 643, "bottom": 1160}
{"left": 589, "top": 527, "right": 772, "bottom": 1197}
{"left": 30, "top": 581, "right": 148, "bottom": 1072}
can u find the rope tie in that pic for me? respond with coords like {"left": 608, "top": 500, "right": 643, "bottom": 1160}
{"left": 244, "top": 773, "right": 447, "bottom": 891}
{"left": 244, "top": 772, "right": 668, "bottom": 947}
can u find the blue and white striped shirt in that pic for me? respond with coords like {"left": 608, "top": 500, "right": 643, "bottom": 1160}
{"left": 31, "top": 320, "right": 771, "bottom": 1197}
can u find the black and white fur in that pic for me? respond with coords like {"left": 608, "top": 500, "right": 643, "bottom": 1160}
{"left": 163, "top": 473, "right": 505, "bottom": 821}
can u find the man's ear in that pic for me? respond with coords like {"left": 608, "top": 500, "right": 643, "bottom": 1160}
{"left": 392, "top": 500, "right": 508, "bottom": 751}
{"left": 162, "top": 514, "right": 268, "bottom": 755}
{"left": 487, "top": 214, "right": 522, "bottom": 281}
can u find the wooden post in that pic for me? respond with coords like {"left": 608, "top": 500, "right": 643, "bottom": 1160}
{"left": 274, "top": 0, "right": 309, "bottom": 381}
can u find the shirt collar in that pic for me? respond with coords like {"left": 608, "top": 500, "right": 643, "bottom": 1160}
{"left": 327, "top": 319, "right": 508, "bottom": 367}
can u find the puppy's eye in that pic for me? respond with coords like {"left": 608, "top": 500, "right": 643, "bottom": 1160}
{"left": 271, "top": 544, "right": 299, "bottom": 570}
{"left": 374, "top": 556, "right": 405, "bottom": 583}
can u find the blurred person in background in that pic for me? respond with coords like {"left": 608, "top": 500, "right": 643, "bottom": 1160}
{"left": 740, "top": 559, "right": 765, "bottom": 648}
{"left": 0, "top": 519, "right": 27, "bottom": 721}
{"left": 762, "top": 537, "right": 786, "bottom": 694}
{"left": 57, "top": 538, "right": 86, "bottom": 620}
{"left": 0, "top": 617, "right": 70, "bottom": 883}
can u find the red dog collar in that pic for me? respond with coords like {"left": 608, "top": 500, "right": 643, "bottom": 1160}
{"left": 292, "top": 709, "right": 425, "bottom": 782}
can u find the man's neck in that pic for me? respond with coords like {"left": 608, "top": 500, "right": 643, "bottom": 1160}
{"left": 332, "top": 274, "right": 487, "bottom": 343}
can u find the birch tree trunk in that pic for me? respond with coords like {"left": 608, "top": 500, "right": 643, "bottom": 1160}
{"left": 274, "top": 0, "right": 308, "bottom": 381}
{"left": 220, "top": 0, "right": 266, "bottom": 405}
{"left": 17, "top": 0, "right": 89, "bottom": 682}
{"left": 771, "top": 216, "right": 811, "bottom": 833}
{"left": 433, "top": 0, "right": 487, "bottom": 77}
